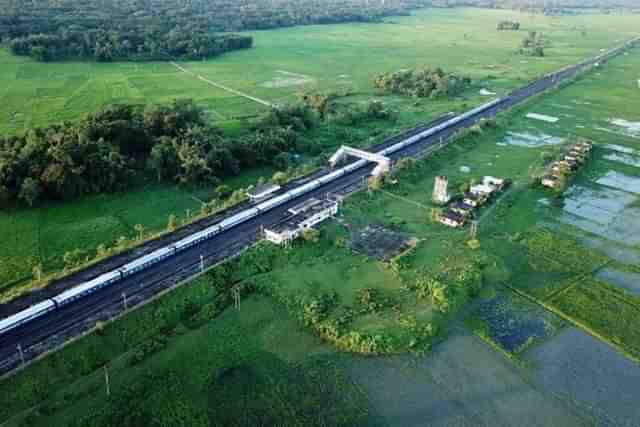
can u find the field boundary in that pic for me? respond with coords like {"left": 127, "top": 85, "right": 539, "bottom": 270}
{"left": 170, "top": 61, "right": 275, "bottom": 108}
{"left": 500, "top": 282, "right": 640, "bottom": 365}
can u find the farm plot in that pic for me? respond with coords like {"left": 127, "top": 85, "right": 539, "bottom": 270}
{"left": 525, "top": 326, "right": 640, "bottom": 427}
{"left": 466, "top": 286, "right": 565, "bottom": 355}
{"left": 347, "top": 329, "right": 590, "bottom": 427}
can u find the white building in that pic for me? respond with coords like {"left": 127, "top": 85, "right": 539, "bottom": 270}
{"left": 264, "top": 198, "right": 339, "bottom": 245}
{"left": 432, "top": 176, "right": 451, "bottom": 205}
{"left": 482, "top": 176, "right": 505, "bottom": 190}
{"left": 469, "top": 183, "right": 496, "bottom": 196}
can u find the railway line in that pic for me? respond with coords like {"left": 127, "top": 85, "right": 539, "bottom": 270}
{"left": 0, "top": 37, "right": 636, "bottom": 376}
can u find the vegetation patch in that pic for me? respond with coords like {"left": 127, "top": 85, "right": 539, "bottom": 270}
{"left": 467, "top": 287, "right": 564, "bottom": 355}
{"left": 373, "top": 67, "right": 471, "bottom": 99}
{"left": 348, "top": 224, "right": 416, "bottom": 261}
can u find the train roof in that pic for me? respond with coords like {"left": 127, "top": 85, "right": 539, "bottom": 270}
{"left": 0, "top": 300, "right": 55, "bottom": 333}
{"left": 53, "top": 270, "right": 121, "bottom": 304}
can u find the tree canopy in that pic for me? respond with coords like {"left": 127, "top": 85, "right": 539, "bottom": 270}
{"left": 0, "top": 0, "right": 433, "bottom": 62}
{"left": 0, "top": 100, "right": 318, "bottom": 207}
{"left": 373, "top": 67, "right": 471, "bottom": 98}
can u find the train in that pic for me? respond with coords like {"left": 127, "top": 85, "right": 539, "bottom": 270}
{"left": 0, "top": 97, "right": 506, "bottom": 337}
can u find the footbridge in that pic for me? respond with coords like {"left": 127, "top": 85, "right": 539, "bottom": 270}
{"left": 329, "top": 145, "right": 391, "bottom": 176}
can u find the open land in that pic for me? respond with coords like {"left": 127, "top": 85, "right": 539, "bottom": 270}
{"left": 1, "top": 7, "right": 640, "bottom": 427}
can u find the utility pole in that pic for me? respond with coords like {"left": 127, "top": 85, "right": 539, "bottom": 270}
{"left": 233, "top": 286, "right": 241, "bottom": 310}
{"left": 104, "top": 365, "right": 110, "bottom": 397}
{"left": 17, "top": 344, "right": 25, "bottom": 366}
{"left": 200, "top": 255, "right": 204, "bottom": 272}
{"left": 122, "top": 292, "right": 127, "bottom": 311}
{"left": 470, "top": 221, "right": 478, "bottom": 240}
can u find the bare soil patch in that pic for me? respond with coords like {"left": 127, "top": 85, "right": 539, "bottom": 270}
{"left": 349, "top": 224, "right": 415, "bottom": 261}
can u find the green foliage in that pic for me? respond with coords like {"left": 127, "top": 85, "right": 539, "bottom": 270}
{"left": 299, "top": 228, "right": 319, "bottom": 243}
{"left": 520, "top": 31, "right": 545, "bottom": 57}
{"left": 497, "top": 20, "right": 520, "bottom": 30}
{"left": 373, "top": 67, "right": 471, "bottom": 98}
{"left": 10, "top": 31, "right": 252, "bottom": 63}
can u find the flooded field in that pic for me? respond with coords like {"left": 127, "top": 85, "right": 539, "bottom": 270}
{"left": 348, "top": 329, "right": 590, "bottom": 427}
{"left": 501, "top": 131, "right": 564, "bottom": 148}
{"left": 525, "top": 327, "right": 640, "bottom": 427}
{"left": 469, "top": 288, "right": 563, "bottom": 354}
{"left": 595, "top": 268, "right": 640, "bottom": 297}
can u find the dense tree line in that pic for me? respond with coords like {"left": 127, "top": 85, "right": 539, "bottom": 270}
{"left": 9, "top": 30, "right": 252, "bottom": 62}
{"left": 373, "top": 67, "right": 471, "bottom": 98}
{"left": 0, "top": 0, "right": 433, "bottom": 61}
{"left": 0, "top": 100, "right": 315, "bottom": 206}
{"left": 454, "top": 0, "right": 639, "bottom": 9}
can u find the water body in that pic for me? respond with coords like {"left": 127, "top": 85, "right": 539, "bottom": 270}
{"left": 502, "top": 131, "right": 564, "bottom": 148}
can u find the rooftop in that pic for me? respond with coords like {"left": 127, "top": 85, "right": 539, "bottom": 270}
{"left": 268, "top": 198, "right": 338, "bottom": 234}
{"left": 441, "top": 210, "right": 465, "bottom": 222}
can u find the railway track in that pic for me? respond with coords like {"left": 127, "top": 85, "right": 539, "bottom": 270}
{"left": 0, "top": 37, "right": 636, "bottom": 377}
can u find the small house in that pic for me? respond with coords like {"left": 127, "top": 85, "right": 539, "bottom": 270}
{"left": 450, "top": 201, "right": 474, "bottom": 217}
{"left": 469, "top": 183, "right": 496, "bottom": 197}
{"left": 439, "top": 210, "right": 466, "bottom": 228}
{"left": 541, "top": 175, "right": 561, "bottom": 189}
{"left": 482, "top": 176, "right": 506, "bottom": 190}
{"left": 463, "top": 192, "right": 486, "bottom": 208}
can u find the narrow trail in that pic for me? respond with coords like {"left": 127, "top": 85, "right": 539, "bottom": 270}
{"left": 170, "top": 61, "right": 275, "bottom": 108}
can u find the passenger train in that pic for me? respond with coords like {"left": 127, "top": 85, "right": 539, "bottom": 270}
{"left": 0, "top": 96, "right": 517, "bottom": 336}
{"left": 1, "top": 33, "right": 629, "bottom": 339}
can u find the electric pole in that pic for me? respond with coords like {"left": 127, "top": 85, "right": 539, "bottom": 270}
{"left": 17, "top": 344, "right": 25, "bottom": 366}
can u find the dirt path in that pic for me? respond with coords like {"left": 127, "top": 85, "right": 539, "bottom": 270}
{"left": 170, "top": 62, "right": 275, "bottom": 108}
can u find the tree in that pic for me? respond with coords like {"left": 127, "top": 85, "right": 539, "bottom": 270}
{"left": 134, "top": 224, "right": 145, "bottom": 240}
{"left": 148, "top": 137, "right": 179, "bottom": 182}
{"left": 32, "top": 263, "right": 43, "bottom": 282}
{"left": 18, "top": 178, "right": 42, "bottom": 206}
{"left": 302, "top": 228, "right": 320, "bottom": 243}
{"left": 272, "top": 171, "right": 289, "bottom": 186}
{"left": 167, "top": 214, "right": 178, "bottom": 232}
{"left": 368, "top": 174, "right": 384, "bottom": 191}
{"left": 215, "top": 184, "right": 232, "bottom": 199}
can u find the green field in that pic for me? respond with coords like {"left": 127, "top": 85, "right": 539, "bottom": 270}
{"left": 1, "top": 8, "right": 638, "bottom": 135}
{"left": 2, "top": 21, "right": 640, "bottom": 425}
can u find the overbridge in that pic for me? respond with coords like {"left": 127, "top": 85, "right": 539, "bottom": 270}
{"left": 329, "top": 145, "right": 391, "bottom": 176}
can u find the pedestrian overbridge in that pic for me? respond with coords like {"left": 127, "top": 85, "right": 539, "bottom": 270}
{"left": 329, "top": 145, "right": 391, "bottom": 176}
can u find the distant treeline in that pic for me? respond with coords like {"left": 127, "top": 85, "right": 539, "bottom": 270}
{"left": 373, "top": 67, "right": 471, "bottom": 98}
{"left": 0, "top": 100, "right": 314, "bottom": 206}
{"left": 437, "top": 0, "right": 639, "bottom": 9}
{"left": 9, "top": 31, "right": 253, "bottom": 62}
{"left": 0, "top": 0, "right": 430, "bottom": 61}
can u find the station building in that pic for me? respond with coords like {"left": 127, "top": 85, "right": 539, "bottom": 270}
{"left": 264, "top": 197, "right": 339, "bottom": 245}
